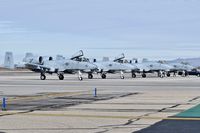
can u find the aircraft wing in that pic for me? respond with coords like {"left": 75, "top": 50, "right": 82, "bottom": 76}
{"left": 25, "top": 62, "right": 52, "bottom": 72}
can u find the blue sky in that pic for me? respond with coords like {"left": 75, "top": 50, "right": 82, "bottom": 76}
{"left": 0, "top": 0, "right": 200, "bottom": 62}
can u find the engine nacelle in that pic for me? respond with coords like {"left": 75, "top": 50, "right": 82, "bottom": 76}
{"left": 39, "top": 56, "right": 43, "bottom": 64}
{"left": 49, "top": 57, "right": 53, "bottom": 61}
{"left": 38, "top": 56, "right": 53, "bottom": 64}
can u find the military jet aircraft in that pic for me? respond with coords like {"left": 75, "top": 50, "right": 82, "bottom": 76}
{"left": 70, "top": 50, "right": 97, "bottom": 79}
{"left": 93, "top": 58, "right": 134, "bottom": 79}
{"left": 113, "top": 53, "right": 140, "bottom": 78}
{"left": 162, "top": 61, "right": 194, "bottom": 77}
{"left": 23, "top": 53, "right": 97, "bottom": 80}
{"left": 129, "top": 59, "right": 173, "bottom": 78}
{"left": 70, "top": 51, "right": 134, "bottom": 79}
{"left": 113, "top": 55, "right": 173, "bottom": 78}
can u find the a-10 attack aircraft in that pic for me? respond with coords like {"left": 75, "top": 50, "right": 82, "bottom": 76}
{"left": 93, "top": 57, "right": 137, "bottom": 79}
{"left": 134, "top": 59, "right": 173, "bottom": 78}
{"left": 22, "top": 52, "right": 97, "bottom": 80}
{"left": 113, "top": 53, "right": 140, "bottom": 78}
{"left": 71, "top": 51, "right": 137, "bottom": 79}
{"left": 1, "top": 51, "right": 198, "bottom": 79}
{"left": 113, "top": 54, "right": 173, "bottom": 78}
{"left": 159, "top": 60, "right": 194, "bottom": 77}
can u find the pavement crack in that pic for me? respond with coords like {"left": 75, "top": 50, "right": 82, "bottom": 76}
{"left": 188, "top": 96, "right": 200, "bottom": 102}
{"left": 157, "top": 104, "right": 182, "bottom": 113}
{"left": 95, "top": 129, "right": 110, "bottom": 133}
{"left": 0, "top": 110, "right": 34, "bottom": 117}
{"left": 95, "top": 97, "right": 192, "bottom": 133}
{"left": 127, "top": 118, "right": 141, "bottom": 125}
{"left": 124, "top": 119, "right": 136, "bottom": 125}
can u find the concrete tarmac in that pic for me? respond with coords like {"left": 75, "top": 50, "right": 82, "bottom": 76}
{"left": 0, "top": 71, "right": 200, "bottom": 133}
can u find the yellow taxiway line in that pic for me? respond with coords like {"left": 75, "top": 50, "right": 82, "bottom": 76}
{"left": 24, "top": 113, "right": 200, "bottom": 121}
{"left": 1, "top": 111, "right": 200, "bottom": 121}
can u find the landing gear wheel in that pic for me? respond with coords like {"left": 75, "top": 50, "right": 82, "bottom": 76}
{"left": 120, "top": 76, "right": 125, "bottom": 79}
{"left": 185, "top": 72, "right": 188, "bottom": 77}
{"left": 88, "top": 74, "right": 93, "bottom": 79}
{"left": 101, "top": 74, "right": 106, "bottom": 79}
{"left": 58, "top": 74, "right": 64, "bottom": 80}
{"left": 79, "top": 77, "right": 83, "bottom": 81}
{"left": 142, "top": 73, "right": 146, "bottom": 78}
{"left": 167, "top": 73, "right": 170, "bottom": 77}
{"left": 40, "top": 74, "right": 46, "bottom": 80}
{"left": 178, "top": 71, "right": 183, "bottom": 76}
{"left": 160, "top": 74, "right": 164, "bottom": 78}
{"left": 132, "top": 73, "right": 136, "bottom": 78}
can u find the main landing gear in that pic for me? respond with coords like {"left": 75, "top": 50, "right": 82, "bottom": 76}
{"left": 58, "top": 73, "right": 64, "bottom": 80}
{"left": 142, "top": 73, "right": 146, "bottom": 78}
{"left": 88, "top": 73, "right": 93, "bottom": 79}
{"left": 166, "top": 72, "right": 171, "bottom": 77}
{"left": 132, "top": 73, "right": 136, "bottom": 78}
{"left": 101, "top": 73, "right": 107, "bottom": 79}
{"left": 40, "top": 73, "right": 46, "bottom": 80}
